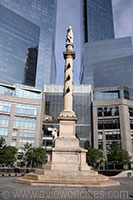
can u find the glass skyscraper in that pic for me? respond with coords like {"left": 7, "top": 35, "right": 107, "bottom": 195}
{"left": 80, "top": 0, "right": 115, "bottom": 85}
{"left": 80, "top": 37, "right": 133, "bottom": 87}
{"left": 93, "top": 55, "right": 133, "bottom": 88}
{"left": 81, "top": 0, "right": 114, "bottom": 43}
{"left": 0, "top": 0, "right": 57, "bottom": 88}
{"left": 0, "top": 4, "right": 40, "bottom": 85}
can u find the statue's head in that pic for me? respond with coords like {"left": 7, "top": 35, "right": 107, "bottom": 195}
{"left": 68, "top": 25, "right": 72, "bottom": 31}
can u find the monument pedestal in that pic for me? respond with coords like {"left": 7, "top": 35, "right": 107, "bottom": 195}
{"left": 14, "top": 115, "right": 119, "bottom": 187}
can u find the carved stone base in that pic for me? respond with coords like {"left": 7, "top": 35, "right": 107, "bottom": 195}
{"left": 14, "top": 136, "right": 120, "bottom": 187}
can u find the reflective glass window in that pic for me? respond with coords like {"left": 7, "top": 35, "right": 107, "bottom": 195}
{"left": 98, "top": 119, "right": 120, "bottom": 130}
{"left": 15, "top": 88, "right": 41, "bottom": 99}
{"left": 20, "top": 130, "right": 35, "bottom": 138}
{"left": 12, "top": 129, "right": 17, "bottom": 137}
{"left": 0, "top": 115, "right": 9, "bottom": 126}
{"left": 11, "top": 139, "right": 16, "bottom": 147}
{"left": 0, "top": 127, "right": 8, "bottom": 136}
{"left": 0, "top": 86, "right": 14, "bottom": 96}
{"left": 15, "top": 104, "right": 37, "bottom": 115}
{"left": 98, "top": 132, "right": 103, "bottom": 140}
{"left": 14, "top": 117, "right": 36, "bottom": 128}
{"left": 19, "top": 139, "right": 34, "bottom": 148}
{"left": 105, "top": 131, "right": 121, "bottom": 140}
{"left": 94, "top": 91, "right": 119, "bottom": 101}
{"left": 0, "top": 101, "right": 11, "bottom": 113}
{"left": 97, "top": 106, "right": 119, "bottom": 117}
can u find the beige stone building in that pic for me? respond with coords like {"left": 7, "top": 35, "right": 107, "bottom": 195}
{"left": 93, "top": 86, "right": 133, "bottom": 164}
{"left": 0, "top": 82, "right": 43, "bottom": 148}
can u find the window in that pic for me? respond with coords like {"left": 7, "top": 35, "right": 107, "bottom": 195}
{"left": 0, "top": 101, "right": 11, "bottom": 112}
{"left": 0, "top": 127, "right": 8, "bottom": 136}
{"left": 14, "top": 117, "right": 36, "bottom": 128}
{"left": 129, "top": 107, "right": 133, "bottom": 117}
{"left": 19, "top": 139, "right": 34, "bottom": 148}
{"left": 20, "top": 130, "right": 35, "bottom": 138}
{"left": 98, "top": 119, "right": 120, "bottom": 130}
{"left": 105, "top": 131, "right": 121, "bottom": 140}
{"left": 94, "top": 91, "right": 119, "bottom": 101}
{"left": 16, "top": 88, "right": 41, "bottom": 99}
{"left": 98, "top": 142, "right": 103, "bottom": 150}
{"left": 11, "top": 139, "right": 16, "bottom": 147}
{"left": 15, "top": 104, "right": 37, "bottom": 115}
{"left": 130, "top": 119, "right": 133, "bottom": 130}
{"left": 0, "top": 115, "right": 9, "bottom": 126}
{"left": 98, "top": 132, "right": 103, "bottom": 140}
{"left": 97, "top": 106, "right": 119, "bottom": 117}
{"left": 12, "top": 129, "right": 17, "bottom": 137}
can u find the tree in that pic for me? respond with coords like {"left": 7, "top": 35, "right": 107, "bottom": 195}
{"left": 22, "top": 143, "right": 32, "bottom": 167}
{"left": 0, "top": 146, "right": 17, "bottom": 165}
{"left": 84, "top": 142, "right": 103, "bottom": 167}
{"left": 109, "top": 141, "right": 131, "bottom": 169}
{"left": 119, "top": 150, "right": 131, "bottom": 166}
{"left": 22, "top": 143, "right": 47, "bottom": 167}
{"left": 31, "top": 147, "right": 47, "bottom": 167}
{"left": 84, "top": 140, "right": 90, "bottom": 150}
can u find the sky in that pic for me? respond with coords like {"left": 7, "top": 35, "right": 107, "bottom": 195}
{"left": 55, "top": 0, "right": 133, "bottom": 85}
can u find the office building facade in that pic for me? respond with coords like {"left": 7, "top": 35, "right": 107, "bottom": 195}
{"left": 0, "top": 82, "right": 43, "bottom": 148}
{"left": 81, "top": 0, "right": 114, "bottom": 43}
{"left": 80, "top": 37, "right": 133, "bottom": 87}
{"left": 93, "top": 55, "right": 133, "bottom": 88}
{"left": 0, "top": 4, "right": 40, "bottom": 86}
{"left": 80, "top": 0, "right": 115, "bottom": 81}
{"left": 0, "top": 0, "right": 57, "bottom": 88}
{"left": 43, "top": 84, "right": 92, "bottom": 150}
{"left": 93, "top": 86, "right": 133, "bottom": 163}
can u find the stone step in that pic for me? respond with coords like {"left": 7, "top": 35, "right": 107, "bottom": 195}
{"left": 23, "top": 173, "right": 108, "bottom": 182}
{"left": 35, "top": 169, "right": 98, "bottom": 176}
{"left": 14, "top": 177, "right": 120, "bottom": 187}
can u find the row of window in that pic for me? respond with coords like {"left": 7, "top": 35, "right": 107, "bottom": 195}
{"left": 0, "top": 100, "right": 37, "bottom": 116}
{"left": 98, "top": 131, "right": 121, "bottom": 141}
{"left": 20, "top": 130, "right": 35, "bottom": 138}
{"left": 98, "top": 119, "right": 120, "bottom": 130}
{"left": 0, "top": 115, "right": 36, "bottom": 128}
{"left": 0, "top": 101, "right": 11, "bottom": 113}
{"left": 0, "top": 86, "right": 41, "bottom": 100}
{"left": 14, "top": 117, "right": 36, "bottom": 128}
{"left": 15, "top": 104, "right": 37, "bottom": 115}
{"left": 19, "top": 139, "right": 34, "bottom": 148}
{"left": 97, "top": 106, "right": 119, "bottom": 117}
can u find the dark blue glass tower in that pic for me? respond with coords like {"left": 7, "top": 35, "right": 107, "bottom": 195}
{"left": 82, "top": 0, "right": 114, "bottom": 43}
{"left": 0, "top": 0, "right": 57, "bottom": 88}
{"left": 80, "top": 0, "right": 115, "bottom": 84}
{"left": 0, "top": 4, "right": 40, "bottom": 85}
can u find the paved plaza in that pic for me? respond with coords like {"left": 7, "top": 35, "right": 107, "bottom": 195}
{"left": 0, "top": 177, "right": 133, "bottom": 200}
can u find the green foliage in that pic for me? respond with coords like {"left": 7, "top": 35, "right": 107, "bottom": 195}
{"left": 84, "top": 142, "right": 103, "bottom": 167}
{"left": 22, "top": 143, "right": 47, "bottom": 167}
{"left": 84, "top": 140, "right": 90, "bottom": 150}
{"left": 0, "top": 146, "right": 17, "bottom": 165}
{"left": 109, "top": 141, "right": 131, "bottom": 169}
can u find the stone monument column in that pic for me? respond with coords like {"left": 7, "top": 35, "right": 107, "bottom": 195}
{"left": 63, "top": 26, "right": 75, "bottom": 112}
{"left": 58, "top": 26, "right": 77, "bottom": 139}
